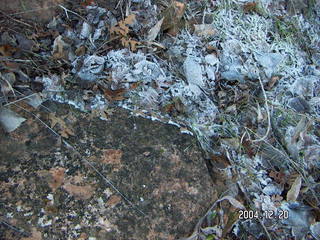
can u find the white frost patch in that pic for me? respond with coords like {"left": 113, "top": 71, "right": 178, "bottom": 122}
{"left": 38, "top": 216, "right": 52, "bottom": 227}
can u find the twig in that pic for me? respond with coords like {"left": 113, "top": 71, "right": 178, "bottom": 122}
{"left": 58, "top": 5, "right": 88, "bottom": 23}
{"left": 3, "top": 93, "right": 37, "bottom": 107}
{"left": 252, "top": 76, "right": 271, "bottom": 143}
{"left": 0, "top": 10, "right": 33, "bottom": 28}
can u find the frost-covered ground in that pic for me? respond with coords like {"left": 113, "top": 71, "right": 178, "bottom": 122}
{"left": 26, "top": 0, "right": 320, "bottom": 239}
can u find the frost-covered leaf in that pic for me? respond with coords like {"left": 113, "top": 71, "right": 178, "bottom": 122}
{"left": 194, "top": 24, "right": 216, "bottom": 37}
{"left": 311, "top": 222, "right": 320, "bottom": 240}
{"left": 26, "top": 93, "right": 43, "bottom": 109}
{"left": 0, "top": 72, "right": 16, "bottom": 95}
{"left": 219, "top": 196, "right": 245, "bottom": 210}
{"left": 286, "top": 176, "right": 302, "bottom": 201}
{"left": 0, "top": 108, "right": 26, "bottom": 132}
{"left": 255, "top": 53, "right": 284, "bottom": 78}
{"left": 147, "top": 17, "right": 164, "bottom": 41}
{"left": 52, "top": 35, "right": 71, "bottom": 60}
{"left": 183, "top": 56, "right": 204, "bottom": 87}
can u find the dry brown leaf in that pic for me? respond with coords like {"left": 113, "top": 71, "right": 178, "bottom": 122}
{"left": 49, "top": 167, "right": 65, "bottom": 192}
{"left": 269, "top": 170, "right": 287, "bottom": 185}
{"left": 267, "top": 76, "right": 280, "bottom": 89}
{"left": 123, "top": 14, "right": 136, "bottom": 25}
{"left": 243, "top": 2, "right": 258, "bottom": 13}
{"left": 161, "top": 1, "right": 186, "bottom": 35}
{"left": 110, "top": 14, "right": 135, "bottom": 37}
{"left": 63, "top": 182, "right": 94, "bottom": 200}
{"left": 286, "top": 175, "right": 302, "bottom": 202}
{"left": 80, "top": 0, "right": 95, "bottom": 7}
{"left": 0, "top": 44, "right": 18, "bottom": 57}
{"left": 103, "top": 88, "right": 126, "bottom": 101}
{"left": 75, "top": 45, "right": 86, "bottom": 56}
{"left": 101, "top": 149, "right": 123, "bottom": 165}
{"left": 211, "top": 153, "right": 230, "bottom": 169}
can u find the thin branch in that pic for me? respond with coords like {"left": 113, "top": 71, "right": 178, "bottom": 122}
{"left": 0, "top": 10, "right": 33, "bottom": 28}
{"left": 252, "top": 76, "right": 271, "bottom": 143}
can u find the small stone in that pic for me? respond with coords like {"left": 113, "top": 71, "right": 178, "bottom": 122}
{"left": 288, "top": 97, "right": 310, "bottom": 113}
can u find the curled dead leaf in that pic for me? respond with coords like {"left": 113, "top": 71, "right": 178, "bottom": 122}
{"left": 103, "top": 88, "right": 126, "bottom": 101}
{"left": 286, "top": 175, "right": 302, "bottom": 202}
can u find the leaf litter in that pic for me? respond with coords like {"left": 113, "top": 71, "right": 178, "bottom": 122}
{"left": 1, "top": 0, "right": 320, "bottom": 239}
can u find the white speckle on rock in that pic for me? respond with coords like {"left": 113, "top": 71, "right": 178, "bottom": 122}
{"left": 47, "top": 193, "right": 54, "bottom": 201}
{"left": 38, "top": 217, "right": 52, "bottom": 227}
{"left": 74, "top": 224, "right": 81, "bottom": 230}
{"left": 24, "top": 212, "right": 33, "bottom": 216}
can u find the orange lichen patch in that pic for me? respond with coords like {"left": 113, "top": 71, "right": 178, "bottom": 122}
{"left": 62, "top": 182, "right": 94, "bottom": 200}
{"left": 106, "top": 195, "right": 121, "bottom": 207}
{"left": 21, "top": 227, "right": 42, "bottom": 240}
{"left": 101, "top": 149, "right": 123, "bottom": 165}
{"left": 49, "top": 167, "right": 65, "bottom": 192}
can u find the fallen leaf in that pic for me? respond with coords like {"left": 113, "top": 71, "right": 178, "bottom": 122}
{"left": 267, "top": 75, "right": 280, "bottom": 89}
{"left": 194, "top": 24, "right": 216, "bottom": 37}
{"left": 286, "top": 175, "right": 302, "bottom": 202}
{"left": 0, "top": 44, "right": 18, "bottom": 57}
{"left": 0, "top": 72, "right": 16, "bottom": 95}
{"left": 269, "top": 170, "right": 287, "bottom": 185}
{"left": 52, "top": 35, "right": 70, "bottom": 60}
{"left": 218, "top": 196, "right": 245, "bottom": 210}
{"left": 96, "top": 217, "right": 116, "bottom": 232}
{"left": 63, "top": 182, "right": 94, "bottom": 200}
{"left": 243, "top": 2, "right": 258, "bottom": 13}
{"left": 161, "top": 1, "right": 186, "bottom": 36}
{"left": 310, "top": 222, "right": 320, "bottom": 240}
{"left": 103, "top": 88, "right": 126, "bottom": 101}
{"left": 0, "top": 108, "right": 26, "bottom": 132}
{"left": 75, "top": 45, "right": 86, "bottom": 56}
{"left": 147, "top": 17, "right": 164, "bottom": 41}
{"left": 25, "top": 93, "right": 43, "bottom": 108}
{"left": 80, "top": 0, "right": 95, "bottom": 7}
